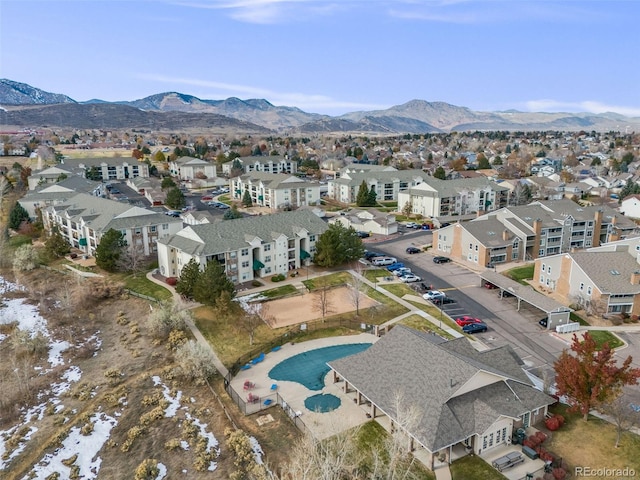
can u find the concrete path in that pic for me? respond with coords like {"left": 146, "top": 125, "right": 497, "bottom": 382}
{"left": 434, "top": 464, "right": 452, "bottom": 480}
{"left": 63, "top": 265, "right": 102, "bottom": 277}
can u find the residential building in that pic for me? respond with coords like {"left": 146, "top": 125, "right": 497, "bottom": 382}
{"left": 60, "top": 157, "right": 149, "bottom": 181}
{"left": 435, "top": 199, "right": 636, "bottom": 267}
{"left": 328, "top": 166, "right": 427, "bottom": 203}
{"left": 329, "top": 209, "right": 398, "bottom": 236}
{"left": 230, "top": 172, "right": 321, "bottom": 211}
{"left": 328, "top": 326, "right": 554, "bottom": 469}
{"left": 156, "top": 209, "right": 328, "bottom": 283}
{"left": 27, "top": 165, "right": 75, "bottom": 190}
{"left": 397, "top": 176, "right": 509, "bottom": 218}
{"left": 126, "top": 177, "right": 166, "bottom": 206}
{"left": 19, "top": 176, "right": 103, "bottom": 219}
{"left": 220, "top": 155, "right": 297, "bottom": 175}
{"left": 533, "top": 242, "right": 640, "bottom": 316}
{"left": 168, "top": 156, "right": 217, "bottom": 181}
{"left": 42, "top": 192, "right": 182, "bottom": 256}
{"left": 620, "top": 194, "right": 640, "bottom": 219}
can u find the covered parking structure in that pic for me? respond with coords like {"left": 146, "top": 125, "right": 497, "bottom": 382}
{"left": 480, "top": 270, "right": 572, "bottom": 330}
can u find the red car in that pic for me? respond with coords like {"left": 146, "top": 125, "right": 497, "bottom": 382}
{"left": 455, "top": 316, "right": 483, "bottom": 327}
{"left": 483, "top": 282, "right": 498, "bottom": 289}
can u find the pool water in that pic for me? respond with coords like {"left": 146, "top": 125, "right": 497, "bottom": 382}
{"left": 268, "top": 343, "right": 371, "bottom": 391}
{"left": 305, "top": 394, "right": 341, "bottom": 413}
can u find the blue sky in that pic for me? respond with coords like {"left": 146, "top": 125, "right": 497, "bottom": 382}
{"left": 1, "top": 0, "right": 639, "bottom": 116}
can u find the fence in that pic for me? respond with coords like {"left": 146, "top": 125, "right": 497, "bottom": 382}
{"left": 124, "top": 289, "right": 160, "bottom": 303}
{"left": 555, "top": 322, "right": 580, "bottom": 334}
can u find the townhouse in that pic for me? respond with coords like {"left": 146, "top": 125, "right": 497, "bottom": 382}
{"left": 19, "top": 176, "right": 103, "bottom": 219}
{"left": 156, "top": 209, "right": 328, "bottom": 283}
{"left": 220, "top": 155, "right": 297, "bottom": 175}
{"left": 328, "top": 166, "right": 427, "bottom": 204}
{"left": 230, "top": 172, "right": 321, "bottom": 211}
{"left": 27, "top": 165, "right": 75, "bottom": 190}
{"left": 329, "top": 209, "right": 398, "bottom": 236}
{"left": 60, "top": 157, "right": 149, "bottom": 181}
{"left": 42, "top": 192, "right": 183, "bottom": 256}
{"left": 435, "top": 199, "right": 636, "bottom": 267}
{"left": 397, "top": 176, "right": 510, "bottom": 218}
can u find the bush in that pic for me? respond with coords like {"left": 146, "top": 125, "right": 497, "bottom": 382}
{"left": 271, "top": 274, "right": 286, "bottom": 282}
{"left": 13, "top": 243, "right": 39, "bottom": 271}
{"left": 134, "top": 459, "right": 160, "bottom": 480}
{"left": 166, "top": 277, "right": 178, "bottom": 286}
{"left": 147, "top": 302, "right": 190, "bottom": 339}
{"left": 174, "top": 340, "right": 217, "bottom": 384}
{"left": 552, "top": 467, "right": 567, "bottom": 480}
{"left": 545, "top": 414, "right": 564, "bottom": 431}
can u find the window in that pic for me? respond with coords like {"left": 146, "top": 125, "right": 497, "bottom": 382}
{"left": 469, "top": 243, "right": 473, "bottom": 250}
{"left": 265, "top": 256, "right": 271, "bottom": 263}
{"left": 264, "top": 244, "right": 271, "bottom": 251}
{"left": 542, "top": 263, "right": 546, "bottom": 272}
{"left": 241, "top": 261, "right": 249, "bottom": 268}
{"left": 309, "top": 235, "right": 316, "bottom": 242}
{"left": 162, "top": 223, "right": 169, "bottom": 230}
{"left": 230, "top": 252, "right": 237, "bottom": 259}
{"left": 265, "top": 267, "right": 272, "bottom": 274}
{"left": 241, "top": 248, "right": 249, "bottom": 256}
{"left": 587, "top": 286, "right": 592, "bottom": 295}
{"left": 134, "top": 228, "right": 141, "bottom": 235}
{"left": 539, "top": 249, "right": 545, "bottom": 256}
{"left": 547, "top": 266, "right": 551, "bottom": 274}
{"left": 150, "top": 225, "right": 157, "bottom": 233}
{"left": 540, "top": 275, "right": 544, "bottom": 283}
{"left": 475, "top": 245, "right": 478, "bottom": 251}
{"left": 483, "top": 436, "right": 487, "bottom": 450}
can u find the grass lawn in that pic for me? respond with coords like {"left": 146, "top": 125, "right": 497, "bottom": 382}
{"left": 587, "top": 330, "right": 624, "bottom": 350}
{"left": 450, "top": 455, "right": 507, "bottom": 480}
{"left": 255, "top": 284, "right": 298, "bottom": 299}
{"left": 122, "top": 273, "right": 173, "bottom": 302}
{"left": 353, "top": 421, "right": 435, "bottom": 479}
{"left": 363, "top": 286, "right": 410, "bottom": 323}
{"left": 545, "top": 403, "right": 640, "bottom": 475}
{"left": 399, "top": 314, "right": 454, "bottom": 339}
{"left": 363, "top": 268, "right": 390, "bottom": 283}
{"left": 504, "top": 264, "right": 535, "bottom": 285}
{"left": 303, "top": 271, "right": 352, "bottom": 290}
{"left": 570, "top": 311, "right": 590, "bottom": 326}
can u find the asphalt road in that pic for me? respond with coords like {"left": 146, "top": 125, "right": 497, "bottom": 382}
{"left": 366, "top": 229, "right": 567, "bottom": 379}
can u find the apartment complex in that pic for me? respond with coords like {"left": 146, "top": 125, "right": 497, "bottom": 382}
{"left": 61, "top": 157, "right": 149, "bottom": 181}
{"left": 230, "top": 172, "right": 321, "bottom": 211}
{"left": 220, "top": 155, "right": 297, "bottom": 176}
{"left": 156, "top": 209, "right": 328, "bottom": 283}
{"left": 328, "top": 165, "right": 427, "bottom": 203}
{"left": 168, "top": 156, "right": 217, "bottom": 180}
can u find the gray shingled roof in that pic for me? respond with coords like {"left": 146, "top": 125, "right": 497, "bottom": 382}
{"left": 238, "top": 155, "right": 289, "bottom": 165}
{"left": 409, "top": 176, "right": 509, "bottom": 198}
{"left": 239, "top": 172, "right": 314, "bottom": 189}
{"left": 328, "top": 326, "right": 554, "bottom": 452}
{"left": 464, "top": 217, "right": 515, "bottom": 247}
{"left": 158, "top": 209, "right": 328, "bottom": 256}
{"left": 61, "top": 156, "right": 138, "bottom": 167}
{"left": 569, "top": 251, "right": 640, "bottom": 294}
{"left": 332, "top": 169, "right": 426, "bottom": 187}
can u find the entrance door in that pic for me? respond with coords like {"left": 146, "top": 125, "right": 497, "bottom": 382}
{"left": 522, "top": 412, "right": 530, "bottom": 428}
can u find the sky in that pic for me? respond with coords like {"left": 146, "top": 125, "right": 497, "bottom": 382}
{"left": 1, "top": 0, "right": 639, "bottom": 116}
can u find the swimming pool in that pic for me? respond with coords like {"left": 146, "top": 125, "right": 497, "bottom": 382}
{"left": 268, "top": 343, "right": 372, "bottom": 391}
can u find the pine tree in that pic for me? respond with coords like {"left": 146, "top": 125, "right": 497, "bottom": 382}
{"left": 366, "top": 185, "right": 377, "bottom": 206}
{"left": 433, "top": 166, "right": 446, "bottom": 180}
{"left": 356, "top": 181, "right": 369, "bottom": 206}
{"left": 9, "top": 202, "right": 30, "bottom": 230}
{"left": 242, "top": 190, "right": 253, "bottom": 207}
{"left": 95, "top": 228, "right": 126, "bottom": 272}
{"left": 176, "top": 258, "right": 201, "bottom": 299}
{"left": 193, "top": 260, "right": 236, "bottom": 306}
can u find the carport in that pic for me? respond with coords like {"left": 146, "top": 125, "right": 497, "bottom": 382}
{"left": 480, "top": 270, "right": 572, "bottom": 329}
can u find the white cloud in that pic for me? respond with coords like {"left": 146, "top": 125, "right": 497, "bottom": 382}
{"left": 135, "top": 73, "right": 388, "bottom": 113}
{"left": 524, "top": 99, "right": 640, "bottom": 118}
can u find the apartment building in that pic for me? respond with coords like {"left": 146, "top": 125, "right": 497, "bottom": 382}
{"left": 328, "top": 166, "right": 427, "bottom": 203}
{"left": 168, "top": 156, "right": 217, "bottom": 180}
{"left": 230, "top": 172, "right": 321, "bottom": 211}
{"left": 156, "top": 209, "right": 328, "bottom": 283}
{"left": 61, "top": 157, "right": 149, "bottom": 181}
{"left": 220, "top": 155, "right": 297, "bottom": 175}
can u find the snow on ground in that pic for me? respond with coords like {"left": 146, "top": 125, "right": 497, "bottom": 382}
{"left": 152, "top": 375, "right": 182, "bottom": 417}
{"left": 236, "top": 292, "right": 269, "bottom": 313}
{"left": 250, "top": 436, "right": 265, "bottom": 465}
{"left": 24, "top": 411, "right": 119, "bottom": 480}
{"left": 156, "top": 462, "right": 167, "bottom": 479}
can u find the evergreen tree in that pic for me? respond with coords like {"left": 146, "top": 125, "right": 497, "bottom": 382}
{"left": 314, "top": 224, "right": 365, "bottom": 267}
{"left": 161, "top": 177, "right": 177, "bottom": 190}
{"left": 223, "top": 205, "right": 243, "bottom": 220}
{"left": 367, "top": 185, "right": 377, "bottom": 206}
{"left": 356, "top": 181, "right": 369, "bottom": 206}
{"left": 9, "top": 202, "right": 30, "bottom": 230}
{"left": 433, "top": 166, "right": 446, "bottom": 180}
{"left": 95, "top": 228, "right": 126, "bottom": 272}
{"left": 44, "top": 227, "right": 70, "bottom": 258}
{"left": 477, "top": 153, "right": 491, "bottom": 169}
{"left": 618, "top": 179, "right": 640, "bottom": 203}
{"left": 165, "top": 187, "right": 185, "bottom": 209}
{"left": 176, "top": 258, "right": 201, "bottom": 299}
{"left": 85, "top": 166, "right": 101, "bottom": 181}
{"left": 193, "top": 260, "right": 236, "bottom": 306}
{"left": 242, "top": 190, "right": 253, "bottom": 207}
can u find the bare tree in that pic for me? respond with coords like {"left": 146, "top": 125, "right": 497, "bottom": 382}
{"left": 602, "top": 394, "right": 640, "bottom": 448}
{"left": 117, "top": 243, "right": 150, "bottom": 274}
{"left": 348, "top": 266, "right": 366, "bottom": 317}
{"left": 241, "top": 302, "right": 271, "bottom": 345}
{"left": 312, "top": 277, "right": 334, "bottom": 320}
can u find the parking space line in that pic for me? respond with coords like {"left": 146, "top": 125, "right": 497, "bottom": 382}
{"left": 439, "top": 285, "right": 477, "bottom": 292}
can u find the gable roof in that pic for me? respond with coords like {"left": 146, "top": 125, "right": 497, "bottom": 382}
{"left": 329, "top": 326, "right": 553, "bottom": 452}
{"left": 568, "top": 251, "right": 640, "bottom": 295}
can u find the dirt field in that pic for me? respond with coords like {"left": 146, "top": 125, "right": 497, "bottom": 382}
{"left": 262, "top": 286, "right": 379, "bottom": 328}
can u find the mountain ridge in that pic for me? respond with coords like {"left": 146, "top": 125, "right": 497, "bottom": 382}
{"left": 1, "top": 78, "right": 639, "bottom": 133}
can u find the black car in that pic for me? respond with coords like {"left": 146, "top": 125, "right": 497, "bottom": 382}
{"left": 539, "top": 317, "right": 548, "bottom": 328}
{"left": 432, "top": 296, "right": 455, "bottom": 305}
{"left": 363, "top": 251, "right": 382, "bottom": 260}
{"left": 356, "top": 231, "right": 370, "bottom": 238}
{"left": 406, "top": 246, "right": 421, "bottom": 254}
{"left": 463, "top": 322, "right": 488, "bottom": 334}
{"left": 433, "top": 256, "right": 451, "bottom": 264}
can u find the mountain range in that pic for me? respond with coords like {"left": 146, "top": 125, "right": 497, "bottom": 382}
{"left": 1, "top": 78, "right": 639, "bottom": 134}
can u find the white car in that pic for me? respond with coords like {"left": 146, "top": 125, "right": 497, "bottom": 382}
{"left": 401, "top": 274, "right": 422, "bottom": 283}
{"left": 422, "top": 290, "right": 446, "bottom": 301}
{"left": 405, "top": 222, "right": 419, "bottom": 229}
{"left": 393, "top": 267, "right": 412, "bottom": 277}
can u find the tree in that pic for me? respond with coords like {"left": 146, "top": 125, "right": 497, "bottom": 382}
{"left": 161, "top": 177, "right": 177, "bottom": 190}
{"left": 131, "top": 148, "right": 144, "bottom": 160}
{"left": 433, "top": 166, "right": 446, "bottom": 180}
{"left": 240, "top": 302, "right": 271, "bottom": 345}
{"left": 193, "top": 260, "right": 236, "bottom": 306}
{"left": 314, "top": 224, "right": 365, "bottom": 267}
{"left": 95, "top": 228, "right": 126, "bottom": 272}
{"left": 241, "top": 190, "right": 253, "bottom": 207}
{"left": 493, "top": 155, "right": 503, "bottom": 165}
{"left": 44, "top": 227, "right": 70, "bottom": 258}
{"left": 402, "top": 201, "right": 413, "bottom": 218}
{"left": 223, "top": 205, "right": 243, "bottom": 220}
{"left": 312, "top": 277, "right": 335, "bottom": 319}
{"left": 174, "top": 340, "right": 217, "bottom": 384}
{"left": 165, "top": 187, "right": 185, "bottom": 209}
{"left": 512, "top": 182, "right": 532, "bottom": 206}
{"left": 477, "top": 153, "right": 491, "bottom": 169}
{"left": 602, "top": 394, "right": 640, "bottom": 448}
{"left": 554, "top": 332, "right": 640, "bottom": 420}
{"left": 230, "top": 159, "right": 244, "bottom": 178}
{"left": 347, "top": 266, "right": 365, "bottom": 316}
{"left": 146, "top": 301, "right": 190, "bottom": 339}
{"left": 175, "top": 258, "right": 201, "bottom": 300}
{"left": 367, "top": 185, "right": 377, "bottom": 206}
{"left": 356, "top": 181, "right": 370, "bottom": 207}
{"left": 153, "top": 150, "right": 166, "bottom": 163}
{"left": 13, "top": 244, "right": 38, "bottom": 272}
{"left": 117, "top": 243, "right": 150, "bottom": 273}
{"left": 618, "top": 179, "right": 640, "bottom": 203}
{"left": 9, "top": 202, "right": 29, "bottom": 230}
{"left": 85, "top": 166, "right": 101, "bottom": 181}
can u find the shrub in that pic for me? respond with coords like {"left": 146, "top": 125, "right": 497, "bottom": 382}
{"left": 534, "top": 431, "right": 547, "bottom": 443}
{"left": 168, "top": 329, "right": 188, "bottom": 350}
{"left": 13, "top": 243, "right": 39, "bottom": 272}
{"left": 134, "top": 459, "right": 160, "bottom": 480}
{"left": 174, "top": 340, "right": 217, "bottom": 384}
{"left": 552, "top": 467, "right": 567, "bottom": 480}
{"left": 545, "top": 414, "right": 564, "bottom": 431}
{"left": 271, "top": 273, "right": 286, "bottom": 282}
{"left": 147, "top": 302, "right": 190, "bottom": 339}
{"left": 165, "top": 277, "right": 178, "bottom": 286}
{"left": 165, "top": 438, "right": 182, "bottom": 451}
{"left": 140, "top": 406, "right": 165, "bottom": 426}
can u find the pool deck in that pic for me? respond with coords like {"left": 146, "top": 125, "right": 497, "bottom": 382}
{"left": 231, "top": 333, "right": 379, "bottom": 440}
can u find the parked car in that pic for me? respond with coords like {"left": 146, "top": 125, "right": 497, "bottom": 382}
{"left": 432, "top": 296, "right": 455, "bottom": 305}
{"left": 405, "top": 222, "right": 420, "bottom": 229}
{"left": 393, "top": 267, "right": 412, "bottom": 276}
{"left": 463, "top": 322, "right": 488, "bottom": 334}
{"left": 433, "top": 256, "right": 451, "bottom": 264}
{"left": 386, "top": 262, "right": 406, "bottom": 272}
{"left": 421, "top": 223, "right": 431, "bottom": 230}
{"left": 483, "top": 282, "right": 498, "bottom": 289}
{"left": 406, "top": 246, "right": 421, "bottom": 254}
{"left": 539, "top": 317, "right": 548, "bottom": 328}
{"left": 455, "top": 316, "right": 483, "bottom": 327}
{"left": 372, "top": 257, "right": 397, "bottom": 266}
{"left": 356, "top": 231, "right": 370, "bottom": 238}
{"left": 401, "top": 274, "right": 422, "bottom": 283}
{"left": 423, "top": 290, "right": 446, "bottom": 301}
{"left": 202, "top": 195, "right": 213, "bottom": 201}
{"left": 364, "top": 251, "right": 382, "bottom": 260}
